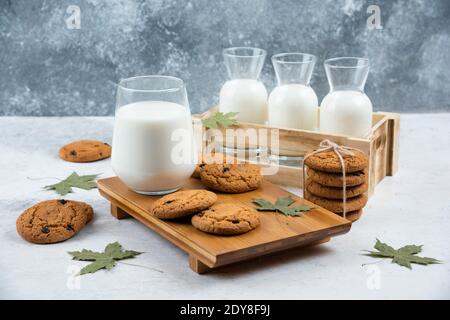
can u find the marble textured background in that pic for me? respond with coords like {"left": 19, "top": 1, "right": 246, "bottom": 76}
{"left": 0, "top": 0, "right": 449, "bottom": 116}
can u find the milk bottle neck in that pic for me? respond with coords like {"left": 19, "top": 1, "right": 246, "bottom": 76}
{"left": 223, "top": 47, "right": 266, "bottom": 80}
{"left": 324, "top": 57, "right": 369, "bottom": 93}
{"left": 272, "top": 53, "right": 316, "bottom": 87}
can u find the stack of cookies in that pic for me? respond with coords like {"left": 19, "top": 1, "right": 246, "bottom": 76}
{"left": 304, "top": 149, "right": 369, "bottom": 222}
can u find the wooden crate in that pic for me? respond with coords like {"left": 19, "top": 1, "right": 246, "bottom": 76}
{"left": 192, "top": 107, "right": 400, "bottom": 196}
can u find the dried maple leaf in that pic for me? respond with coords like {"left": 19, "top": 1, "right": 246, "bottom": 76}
{"left": 364, "top": 239, "right": 442, "bottom": 269}
{"left": 68, "top": 242, "right": 142, "bottom": 275}
{"left": 44, "top": 172, "right": 99, "bottom": 196}
{"left": 201, "top": 112, "right": 238, "bottom": 129}
{"left": 252, "top": 196, "right": 314, "bottom": 217}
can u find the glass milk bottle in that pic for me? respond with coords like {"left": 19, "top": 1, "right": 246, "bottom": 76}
{"left": 320, "top": 57, "right": 373, "bottom": 137}
{"left": 268, "top": 53, "right": 318, "bottom": 130}
{"left": 219, "top": 47, "right": 268, "bottom": 124}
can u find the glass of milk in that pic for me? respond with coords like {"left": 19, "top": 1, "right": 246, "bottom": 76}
{"left": 320, "top": 57, "right": 373, "bottom": 138}
{"left": 268, "top": 52, "right": 318, "bottom": 130}
{"left": 219, "top": 47, "right": 268, "bottom": 124}
{"left": 112, "top": 75, "right": 197, "bottom": 195}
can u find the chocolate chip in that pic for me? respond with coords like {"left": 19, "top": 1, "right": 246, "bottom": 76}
{"left": 58, "top": 199, "right": 67, "bottom": 205}
{"left": 231, "top": 219, "right": 240, "bottom": 224}
{"left": 104, "top": 142, "right": 110, "bottom": 146}
{"left": 66, "top": 224, "right": 74, "bottom": 231}
{"left": 99, "top": 152, "right": 103, "bottom": 156}
{"left": 164, "top": 200, "right": 174, "bottom": 204}
{"left": 70, "top": 150, "right": 77, "bottom": 156}
{"left": 223, "top": 165, "right": 230, "bottom": 172}
{"left": 41, "top": 226, "right": 50, "bottom": 233}
{"left": 199, "top": 163, "right": 206, "bottom": 168}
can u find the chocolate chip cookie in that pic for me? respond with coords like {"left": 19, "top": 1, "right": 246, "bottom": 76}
{"left": 200, "top": 163, "right": 262, "bottom": 193}
{"left": 306, "top": 180, "right": 368, "bottom": 199}
{"left": 304, "top": 149, "right": 368, "bottom": 173}
{"left": 306, "top": 167, "right": 367, "bottom": 187}
{"left": 192, "top": 163, "right": 206, "bottom": 179}
{"left": 345, "top": 209, "right": 363, "bottom": 222}
{"left": 16, "top": 199, "right": 93, "bottom": 244}
{"left": 151, "top": 190, "right": 217, "bottom": 219}
{"left": 59, "top": 140, "right": 111, "bottom": 162}
{"left": 191, "top": 202, "right": 260, "bottom": 235}
{"left": 304, "top": 191, "right": 368, "bottom": 213}
{"left": 191, "top": 153, "right": 239, "bottom": 179}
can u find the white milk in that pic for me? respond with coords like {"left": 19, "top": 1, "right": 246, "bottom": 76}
{"left": 219, "top": 79, "right": 268, "bottom": 124}
{"left": 268, "top": 84, "right": 318, "bottom": 130}
{"left": 112, "top": 101, "right": 196, "bottom": 193}
{"left": 320, "top": 90, "right": 373, "bottom": 138}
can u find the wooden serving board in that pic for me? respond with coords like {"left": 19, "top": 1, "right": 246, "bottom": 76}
{"left": 98, "top": 177, "right": 352, "bottom": 274}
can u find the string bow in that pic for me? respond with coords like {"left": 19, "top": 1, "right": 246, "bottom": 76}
{"left": 303, "top": 139, "right": 360, "bottom": 219}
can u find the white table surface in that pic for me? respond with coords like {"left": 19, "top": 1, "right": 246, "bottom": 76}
{"left": 0, "top": 114, "right": 449, "bottom": 300}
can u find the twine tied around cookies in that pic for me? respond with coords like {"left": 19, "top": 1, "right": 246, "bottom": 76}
{"left": 303, "top": 139, "right": 361, "bottom": 219}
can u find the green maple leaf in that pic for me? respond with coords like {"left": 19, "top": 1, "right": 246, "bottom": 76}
{"left": 201, "top": 112, "right": 239, "bottom": 129}
{"left": 364, "top": 239, "right": 442, "bottom": 269}
{"left": 44, "top": 172, "right": 100, "bottom": 196}
{"left": 252, "top": 196, "right": 314, "bottom": 217}
{"left": 68, "top": 242, "right": 142, "bottom": 275}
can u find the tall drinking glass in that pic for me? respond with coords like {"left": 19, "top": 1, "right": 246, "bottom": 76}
{"left": 112, "top": 75, "right": 197, "bottom": 195}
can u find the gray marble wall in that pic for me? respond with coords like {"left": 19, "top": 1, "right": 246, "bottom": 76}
{"left": 1, "top": 0, "right": 449, "bottom": 116}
